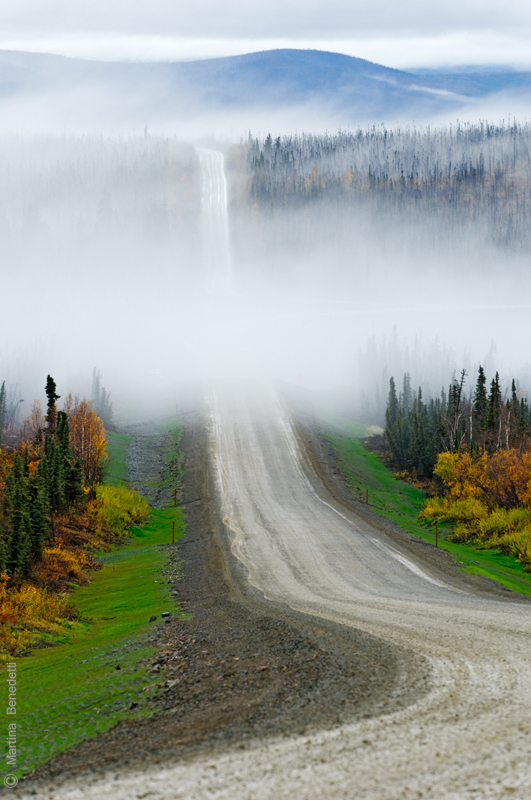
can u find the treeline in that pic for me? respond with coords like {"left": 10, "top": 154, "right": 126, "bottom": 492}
{"left": 240, "top": 121, "right": 531, "bottom": 251}
{"left": 385, "top": 367, "right": 530, "bottom": 478}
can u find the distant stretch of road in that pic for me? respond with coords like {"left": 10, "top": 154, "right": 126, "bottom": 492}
{"left": 32, "top": 387, "right": 531, "bottom": 799}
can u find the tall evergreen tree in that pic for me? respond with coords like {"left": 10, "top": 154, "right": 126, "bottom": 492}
{"left": 386, "top": 376, "right": 399, "bottom": 428}
{"left": 473, "top": 366, "right": 488, "bottom": 430}
{"left": 44, "top": 375, "right": 60, "bottom": 437}
{"left": 385, "top": 376, "right": 408, "bottom": 468}
{"left": 486, "top": 372, "right": 502, "bottom": 433}
{"left": 509, "top": 378, "right": 523, "bottom": 445}
{"left": 47, "top": 441, "right": 66, "bottom": 517}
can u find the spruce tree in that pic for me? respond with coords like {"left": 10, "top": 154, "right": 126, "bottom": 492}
{"left": 385, "top": 377, "right": 408, "bottom": 468}
{"left": 473, "top": 366, "right": 488, "bottom": 429}
{"left": 509, "top": 379, "right": 522, "bottom": 445}
{"left": 486, "top": 372, "right": 502, "bottom": 433}
{"left": 386, "top": 376, "right": 399, "bottom": 428}
{"left": 47, "top": 441, "right": 66, "bottom": 517}
{"left": 44, "top": 375, "right": 60, "bottom": 437}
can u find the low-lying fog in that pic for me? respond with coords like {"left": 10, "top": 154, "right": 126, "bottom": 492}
{"left": 1, "top": 123, "right": 531, "bottom": 426}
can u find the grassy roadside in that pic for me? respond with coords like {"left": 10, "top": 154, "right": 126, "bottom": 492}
{"left": 321, "top": 417, "right": 531, "bottom": 596}
{"left": 7, "top": 430, "right": 185, "bottom": 781}
{"left": 105, "top": 432, "right": 133, "bottom": 486}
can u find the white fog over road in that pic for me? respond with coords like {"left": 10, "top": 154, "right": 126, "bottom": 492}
{"left": 37, "top": 388, "right": 531, "bottom": 800}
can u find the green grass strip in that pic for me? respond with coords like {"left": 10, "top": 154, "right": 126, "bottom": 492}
{"left": 3, "top": 430, "right": 185, "bottom": 781}
{"left": 104, "top": 432, "right": 133, "bottom": 486}
{"left": 322, "top": 419, "right": 531, "bottom": 597}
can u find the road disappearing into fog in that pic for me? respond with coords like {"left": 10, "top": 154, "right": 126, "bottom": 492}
{"left": 41, "top": 388, "right": 531, "bottom": 800}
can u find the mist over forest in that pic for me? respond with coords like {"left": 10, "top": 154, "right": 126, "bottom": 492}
{"left": 223, "top": 121, "right": 531, "bottom": 416}
{"left": 2, "top": 115, "right": 531, "bottom": 427}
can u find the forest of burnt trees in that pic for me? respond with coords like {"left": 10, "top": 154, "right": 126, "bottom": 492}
{"left": 242, "top": 121, "right": 531, "bottom": 252}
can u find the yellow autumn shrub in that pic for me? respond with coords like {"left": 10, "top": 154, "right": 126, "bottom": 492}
{"left": 0, "top": 574, "right": 77, "bottom": 656}
{"left": 424, "top": 449, "right": 531, "bottom": 567}
{"left": 94, "top": 484, "right": 149, "bottom": 538}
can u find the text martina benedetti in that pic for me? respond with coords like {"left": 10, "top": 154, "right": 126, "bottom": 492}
{"left": 6, "top": 662, "right": 17, "bottom": 768}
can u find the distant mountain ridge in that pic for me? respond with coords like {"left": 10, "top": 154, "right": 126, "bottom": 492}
{"left": 0, "top": 48, "right": 530, "bottom": 127}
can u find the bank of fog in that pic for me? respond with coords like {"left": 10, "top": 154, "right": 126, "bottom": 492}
{"left": 226, "top": 123, "right": 531, "bottom": 414}
{"left": 1, "top": 125, "right": 530, "bottom": 422}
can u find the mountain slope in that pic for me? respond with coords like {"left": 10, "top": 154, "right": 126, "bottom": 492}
{"left": 0, "top": 48, "right": 529, "bottom": 128}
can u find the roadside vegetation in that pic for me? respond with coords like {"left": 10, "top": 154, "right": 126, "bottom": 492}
{"left": 380, "top": 366, "right": 531, "bottom": 587}
{"left": 319, "top": 415, "right": 531, "bottom": 596}
{"left": 0, "top": 379, "right": 185, "bottom": 779}
{"left": 0, "top": 374, "right": 149, "bottom": 657}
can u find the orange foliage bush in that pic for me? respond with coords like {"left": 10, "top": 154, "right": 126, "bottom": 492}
{"left": 423, "top": 446, "right": 531, "bottom": 568}
{"left": 33, "top": 545, "right": 93, "bottom": 589}
{"left": 63, "top": 394, "right": 107, "bottom": 487}
{"left": 434, "top": 448, "right": 531, "bottom": 510}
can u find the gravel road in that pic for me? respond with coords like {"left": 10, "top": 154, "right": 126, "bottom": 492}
{"left": 19, "top": 388, "right": 531, "bottom": 799}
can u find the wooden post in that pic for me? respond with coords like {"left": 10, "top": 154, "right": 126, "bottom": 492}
{"left": 172, "top": 520, "right": 175, "bottom": 544}
{"left": 366, "top": 488, "right": 369, "bottom": 505}
{"left": 435, "top": 520, "right": 438, "bottom": 548}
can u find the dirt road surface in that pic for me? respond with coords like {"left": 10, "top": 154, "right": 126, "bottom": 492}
{"left": 20, "top": 388, "right": 531, "bottom": 799}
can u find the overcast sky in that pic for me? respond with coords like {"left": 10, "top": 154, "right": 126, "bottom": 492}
{"left": 0, "top": 0, "right": 530, "bottom": 69}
